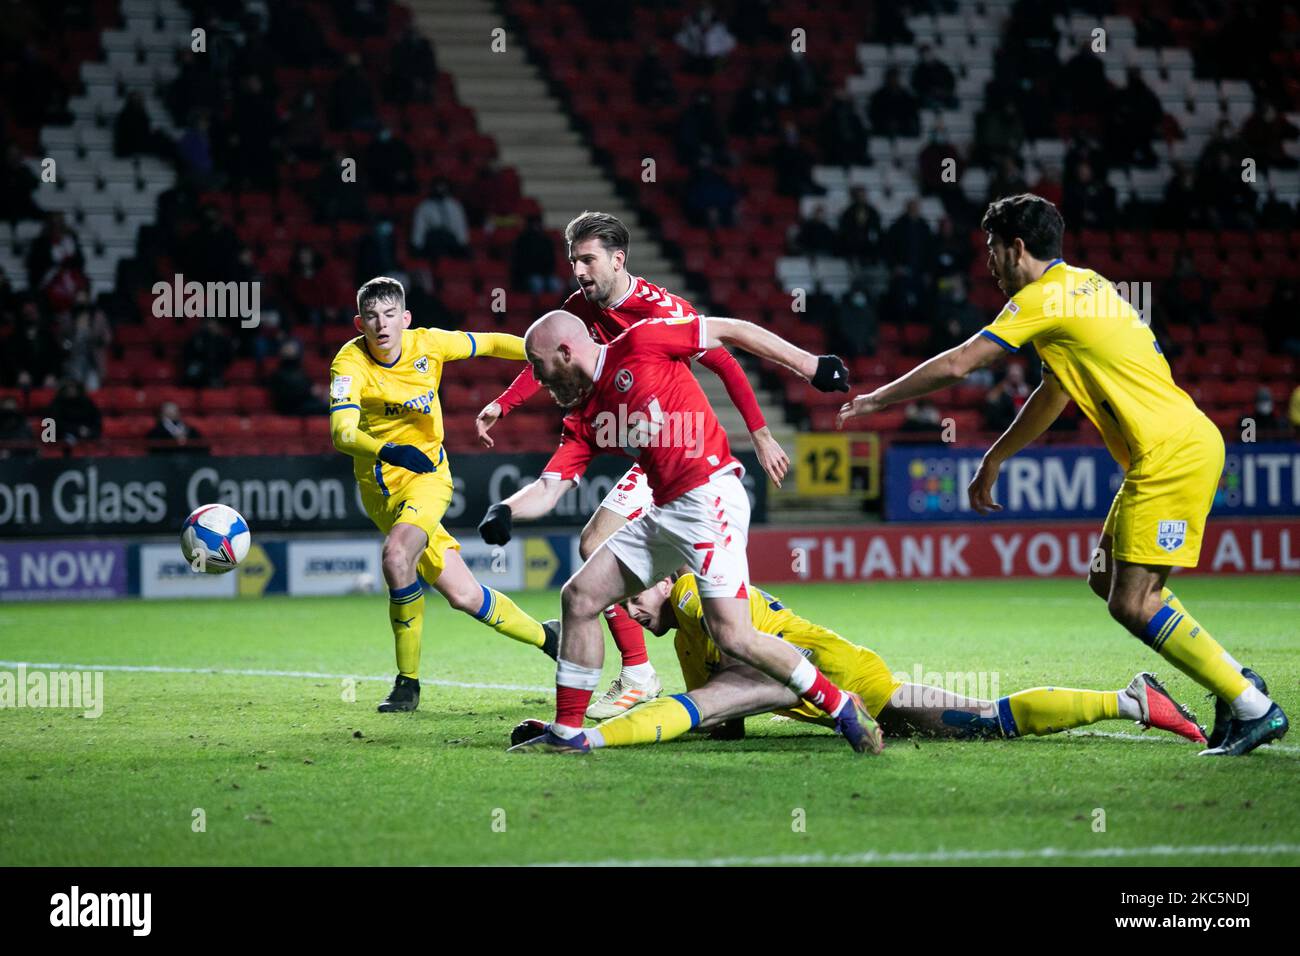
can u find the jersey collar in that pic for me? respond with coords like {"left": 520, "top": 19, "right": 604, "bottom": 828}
{"left": 364, "top": 331, "right": 404, "bottom": 368}
{"left": 607, "top": 274, "right": 638, "bottom": 310}
{"left": 1044, "top": 258, "right": 1066, "bottom": 273}
{"left": 592, "top": 344, "right": 608, "bottom": 383}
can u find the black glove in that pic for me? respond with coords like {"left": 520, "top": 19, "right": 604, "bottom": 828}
{"left": 378, "top": 442, "right": 436, "bottom": 474}
{"left": 478, "top": 502, "right": 514, "bottom": 545}
{"left": 811, "top": 354, "right": 850, "bottom": 393}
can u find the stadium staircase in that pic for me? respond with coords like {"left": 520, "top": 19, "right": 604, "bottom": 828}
{"left": 409, "top": 0, "right": 790, "bottom": 452}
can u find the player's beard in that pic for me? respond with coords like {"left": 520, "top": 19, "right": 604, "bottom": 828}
{"left": 545, "top": 363, "right": 591, "bottom": 408}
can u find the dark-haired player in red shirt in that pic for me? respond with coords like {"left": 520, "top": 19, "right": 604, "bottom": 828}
{"left": 475, "top": 211, "right": 789, "bottom": 721}
{"left": 476, "top": 310, "right": 880, "bottom": 755}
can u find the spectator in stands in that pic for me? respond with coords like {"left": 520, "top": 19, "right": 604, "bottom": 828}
{"left": 974, "top": 101, "right": 1025, "bottom": 165}
{"left": 819, "top": 91, "right": 869, "bottom": 166}
{"left": 0, "top": 146, "right": 40, "bottom": 223}
{"left": 510, "top": 216, "right": 562, "bottom": 294}
{"left": 1195, "top": 139, "right": 1259, "bottom": 228}
{"left": 165, "top": 48, "right": 219, "bottom": 126}
{"left": 48, "top": 379, "right": 101, "bottom": 444}
{"left": 1058, "top": 41, "right": 1110, "bottom": 114}
{"left": 729, "top": 75, "right": 776, "bottom": 137}
{"left": 1105, "top": 68, "right": 1163, "bottom": 168}
{"left": 772, "top": 121, "right": 822, "bottom": 197}
{"left": 773, "top": 48, "right": 822, "bottom": 109}
{"left": 1159, "top": 163, "right": 1202, "bottom": 229}
{"left": 1259, "top": 190, "right": 1296, "bottom": 228}
{"left": 633, "top": 51, "right": 678, "bottom": 109}
{"left": 837, "top": 186, "right": 883, "bottom": 263}
{"left": 918, "top": 121, "right": 962, "bottom": 199}
{"left": 25, "top": 213, "right": 86, "bottom": 311}
{"left": 113, "top": 91, "right": 172, "bottom": 161}
{"left": 983, "top": 361, "right": 1031, "bottom": 432}
{"left": 987, "top": 155, "right": 1030, "bottom": 205}
{"left": 792, "top": 206, "right": 837, "bottom": 257}
{"left": 286, "top": 245, "right": 335, "bottom": 326}
{"left": 933, "top": 218, "right": 972, "bottom": 282}
{"left": 1028, "top": 161, "right": 1063, "bottom": 208}
{"left": 225, "top": 74, "right": 280, "bottom": 192}
{"left": 931, "top": 275, "right": 982, "bottom": 344}
{"left": 1249, "top": 387, "right": 1288, "bottom": 438}
{"left": 883, "top": 199, "right": 935, "bottom": 276}
{"left": 313, "top": 150, "right": 369, "bottom": 223}
{"left": 386, "top": 25, "right": 437, "bottom": 104}
{"left": 269, "top": 340, "right": 326, "bottom": 415}
{"left": 0, "top": 396, "right": 34, "bottom": 457}
{"left": 1062, "top": 159, "right": 1117, "bottom": 230}
{"left": 674, "top": 5, "right": 736, "bottom": 73}
{"left": 182, "top": 318, "right": 235, "bottom": 388}
{"left": 411, "top": 179, "right": 469, "bottom": 260}
{"left": 911, "top": 45, "right": 957, "bottom": 110}
{"left": 60, "top": 305, "right": 110, "bottom": 392}
{"left": 9, "top": 301, "right": 63, "bottom": 388}
{"left": 833, "top": 283, "right": 878, "bottom": 358}
{"left": 178, "top": 205, "right": 240, "bottom": 284}
{"left": 147, "top": 401, "right": 205, "bottom": 454}
{"left": 676, "top": 92, "right": 730, "bottom": 167}
{"left": 365, "top": 127, "right": 416, "bottom": 196}
{"left": 1240, "top": 102, "right": 1300, "bottom": 170}
{"left": 1261, "top": 279, "right": 1300, "bottom": 357}
{"left": 330, "top": 52, "right": 379, "bottom": 132}
{"left": 356, "top": 219, "right": 402, "bottom": 287}
{"left": 683, "top": 155, "right": 739, "bottom": 228}
{"left": 176, "top": 112, "right": 215, "bottom": 186}
{"left": 334, "top": 0, "right": 388, "bottom": 38}
{"left": 281, "top": 92, "right": 325, "bottom": 166}
{"left": 900, "top": 398, "right": 943, "bottom": 436}
{"left": 868, "top": 68, "right": 920, "bottom": 138}
{"left": 268, "top": 0, "right": 331, "bottom": 67}
{"left": 579, "top": 0, "right": 631, "bottom": 41}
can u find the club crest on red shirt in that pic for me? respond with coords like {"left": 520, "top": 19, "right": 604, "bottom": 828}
{"left": 614, "top": 368, "right": 634, "bottom": 392}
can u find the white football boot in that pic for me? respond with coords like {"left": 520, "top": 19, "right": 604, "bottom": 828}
{"left": 585, "top": 671, "right": 663, "bottom": 720}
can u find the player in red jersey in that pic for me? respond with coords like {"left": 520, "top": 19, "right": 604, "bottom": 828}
{"left": 475, "top": 211, "right": 790, "bottom": 721}
{"left": 476, "top": 309, "right": 880, "bottom": 755}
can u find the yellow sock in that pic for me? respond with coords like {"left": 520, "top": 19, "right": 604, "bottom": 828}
{"left": 1161, "top": 587, "right": 1187, "bottom": 615}
{"left": 389, "top": 581, "right": 424, "bottom": 679}
{"left": 471, "top": 586, "right": 544, "bottom": 648}
{"left": 590, "top": 695, "right": 699, "bottom": 748}
{"left": 1002, "top": 687, "right": 1120, "bottom": 737}
{"left": 1145, "top": 601, "right": 1250, "bottom": 701}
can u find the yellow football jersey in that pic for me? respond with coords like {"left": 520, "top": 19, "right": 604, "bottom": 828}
{"left": 981, "top": 260, "right": 1203, "bottom": 471}
{"left": 669, "top": 574, "right": 796, "bottom": 651}
{"left": 328, "top": 327, "right": 524, "bottom": 486}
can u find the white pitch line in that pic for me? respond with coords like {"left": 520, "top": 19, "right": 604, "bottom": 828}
{"left": 0, "top": 660, "right": 552, "bottom": 694}
{"left": 2, "top": 660, "right": 1294, "bottom": 753}
{"left": 1003, "top": 597, "right": 1300, "bottom": 609}
{"left": 522, "top": 843, "right": 1300, "bottom": 867}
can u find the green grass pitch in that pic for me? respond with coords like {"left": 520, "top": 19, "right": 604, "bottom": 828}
{"left": 1, "top": 576, "right": 1296, "bottom": 866}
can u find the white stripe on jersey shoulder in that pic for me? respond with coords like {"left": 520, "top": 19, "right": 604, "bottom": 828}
{"left": 593, "top": 344, "right": 608, "bottom": 382}
{"left": 697, "top": 315, "right": 708, "bottom": 350}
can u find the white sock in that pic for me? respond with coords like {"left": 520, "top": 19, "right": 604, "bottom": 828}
{"left": 550, "top": 722, "right": 584, "bottom": 739}
{"left": 1229, "top": 684, "right": 1271, "bottom": 721}
{"left": 621, "top": 662, "right": 655, "bottom": 684}
{"left": 1116, "top": 690, "right": 1141, "bottom": 721}
{"left": 584, "top": 728, "right": 606, "bottom": 748}
{"left": 1221, "top": 651, "right": 1244, "bottom": 672}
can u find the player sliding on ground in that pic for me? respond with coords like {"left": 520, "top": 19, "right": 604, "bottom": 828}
{"left": 475, "top": 211, "right": 790, "bottom": 720}
{"left": 511, "top": 572, "right": 1208, "bottom": 750}
{"left": 477, "top": 309, "right": 873, "bottom": 754}
{"left": 838, "top": 193, "right": 1288, "bottom": 757}
{"left": 329, "top": 277, "right": 558, "bottom": 713}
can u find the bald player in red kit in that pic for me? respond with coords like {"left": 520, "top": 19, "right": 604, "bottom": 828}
{"left": 475, "top": 211, "right": 790, "bottom": 721}
{"left": 476, "top": 309, "right": 879, "bottom": 755}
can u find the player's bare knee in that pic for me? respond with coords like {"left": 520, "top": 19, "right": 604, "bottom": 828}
{"left": 1087, "top": 568, "right": 1110, "bottom": 601}
{"left": 560, "top": 577, "right": 601, "bottom": 620}
{"left": 577, "top": 525, "right": 600, "bottom": 562}
{"left": 381, "top": 540, "right": 414, "bottom": 586}
{"left": 1106, "top": 591, "right": 1145, "bottom": 636}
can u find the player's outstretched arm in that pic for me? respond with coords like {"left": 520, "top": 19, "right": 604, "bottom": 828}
{"left": 837, "top": 331, "right": 1004, "bottom": 429}
{"left": 968, "top": 371, "right": 1071, "bottom": 514}
{"left": 478, "top": 476, "right": 575, "bottom": 544}
{"left": 702, "top": 317, "right": 848, "bottom": 392}
{"left": 695, "top": 347, "right": 789, "bottom": 487}
{"left": 329, "top": 406, "right": 383, "bottom": 458}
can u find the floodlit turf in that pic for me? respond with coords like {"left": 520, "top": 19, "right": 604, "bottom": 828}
{"left": 1, "top": 576, "right": 1296, "bottom": 866}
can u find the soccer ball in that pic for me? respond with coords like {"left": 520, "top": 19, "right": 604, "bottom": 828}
{"left": 181, "top": 504, "right": 251, "bottom": 574}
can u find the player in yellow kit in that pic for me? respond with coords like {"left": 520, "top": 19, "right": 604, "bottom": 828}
{"left": 510, "top": 572, "right": 1209, "bottom": 749}
{"left": 329, "top": 277, "right": 558, "bottom": 712}
{"left": 837, "top": 194, "right": 1287, "bottom": 756}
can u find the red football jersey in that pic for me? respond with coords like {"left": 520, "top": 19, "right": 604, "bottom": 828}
{"left": 541, "top": 316, "right": 740, "bottom": 505}
{"left": 495, "top": 276, "right": 766, "bottom": 431}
